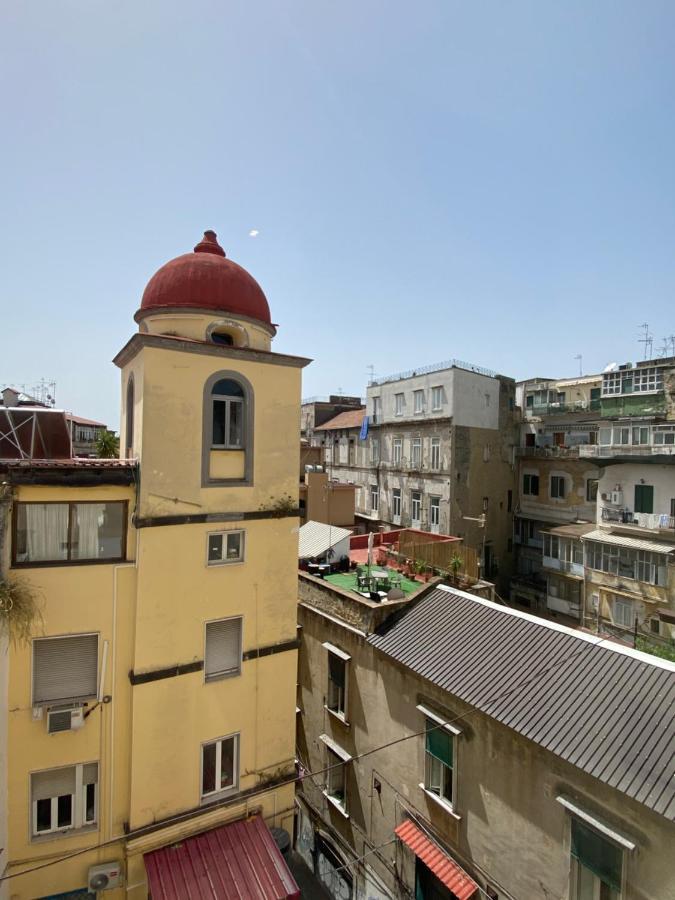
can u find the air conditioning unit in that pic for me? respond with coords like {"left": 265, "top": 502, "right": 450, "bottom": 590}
{"left": 610, "top": 491, "right": 623, "bottom": 505}
{"left": 88, "top": 862, "right": 124, "bottom": 891}
{"left": 47, "top": 705, "right": 84, "bottom": 734}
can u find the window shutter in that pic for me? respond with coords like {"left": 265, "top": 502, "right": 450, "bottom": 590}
{"left": 571, "top": 818, "right": 622, "bottom": 891}
{"left": 32, "top": 767, "right": 76, "bottom": 801}
{"left": 82, "top": 763, "right": 98, "bottom": 786}
{"left": 205, "top": 619, "right": 242, "bottom": 679}
{"left": 33, "top": 635, "right": 98, "bottom": 704}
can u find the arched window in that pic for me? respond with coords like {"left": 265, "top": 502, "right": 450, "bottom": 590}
{"left": 125, "top": 376, "right": 134, "bottom": 456}
{"left": 211, "top": 378, "right": 245, "bottom": 449}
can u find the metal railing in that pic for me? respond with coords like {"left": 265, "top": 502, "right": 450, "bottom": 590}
{"left": 602, "top": 507, "right": 675, "bottom": 529}
{"left": 516, "top": 446, "right": 581, "bottom": 458}
{"left": 370, "top": 358, "right": 498, "bottom": 386}
{"left": 580, "top": 445, "right": 675, "bottom": 458}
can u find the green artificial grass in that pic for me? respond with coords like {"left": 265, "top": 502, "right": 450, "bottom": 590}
{"left": 324, "top": 567, "right": 420, "bottom": 596}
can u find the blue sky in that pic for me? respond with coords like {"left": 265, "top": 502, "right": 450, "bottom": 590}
{"left": 1, "top": 1, "right": 674, "bottom": 428}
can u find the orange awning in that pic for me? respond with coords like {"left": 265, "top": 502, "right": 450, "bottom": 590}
{"left": 395, "top": 819, "right": 478, "bottom": 900}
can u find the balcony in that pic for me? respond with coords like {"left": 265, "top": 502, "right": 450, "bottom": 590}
{"left": 542, "top": 556, "right": 584, "bottom": 577}
{"left": 524, "top": 400, "right": 598, "bottom": 418}
{"left": 580, "top": 445, "right": 675, "bottom": 459}
{"left": 601, "top": 507, "right": 675, "bottom": 532}
{"left": 516, "top": 446, "right": 581, "bottom": 459}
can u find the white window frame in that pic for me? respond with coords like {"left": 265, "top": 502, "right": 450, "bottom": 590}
{"left": 200, "top": 733, "right": 240, "bottom": 800}
{"left": 413, "top": 390, "right": 424, "bottom": 414}
{"left": 370, "top": 485, "right": 379, "bottom": 513}
{"left": 204, "top": 616, "right": 243, "bottom": 682}
{"left": 323, "top": 642, "right": 350, "bottom": 722}
{"left": 394, "top": 393, "right": 404, "bottom": 416}
{"left": 417, "top": 705, "right": 460, "bottom": 815}
{"left": 31, "top": 762, "right": 98, "bottom": 838}
{"left": 550, "top": 475, "right": 566, "bottom": 500}
{"left": 206, "top": 529, "right": 245, "bottom": 566}
{"left": 411, "top": 438, "right": 422, "bottom": 467}
{"left": 431, "top": 386, "right": 442, "bottom": 411}
{"left": 411, "top": 491, "right": 422, "bottom": 524}
{"left": 370, "top": 436, "right": 380, "bottom": 463}
{"left": 612, "top": 597, "right": 634, "bottom": 629}
{"left": 430, "top": 496, "right": 441, "bottom": 528}
{"left": 392, "top": 488, "right": 402, "bottom": 520}
{"left": 393, "top": 438, "right": 403, "bottom": 465}
{"left": 320, "top": 734, "right": 351, "bottom": 816}
{"left": 430, "top": 438, "right": 441, "bottom": 470}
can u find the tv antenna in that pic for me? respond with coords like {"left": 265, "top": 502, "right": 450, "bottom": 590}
{"left": 366, "top": 364, "right": 376, "bottom": 385}
{"left": 574, "top": 354, "right": 582, "bottom": 377}
{"left": 638, "top": 323, "right": 653, "bottom": 360}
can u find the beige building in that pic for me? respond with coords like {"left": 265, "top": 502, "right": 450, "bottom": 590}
{"left": 297, "top": 575, "right": 675, "bottom": 900}
{"left": 313, "top": 362, "right": 518, "bottom": 593}
{"left": 0, "top": 231, "right": 308, "bottom": 898}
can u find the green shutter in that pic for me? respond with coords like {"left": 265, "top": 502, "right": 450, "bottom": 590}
{"left": 571, "top": 819, "right": 622, "bottom": 891}
{"left": 425, "top": 721, "right": 452, "bottom": 767}
{"left": 634, "top": 484, "right": 654, "bottom": 514}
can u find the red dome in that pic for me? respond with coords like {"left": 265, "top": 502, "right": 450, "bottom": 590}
{"left": 137, "top": 231, "right": 272, "bottom": 326}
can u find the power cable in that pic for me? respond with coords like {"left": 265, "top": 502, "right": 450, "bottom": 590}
{"left": 2, "top": 626, "right": 619, "bottom": 884}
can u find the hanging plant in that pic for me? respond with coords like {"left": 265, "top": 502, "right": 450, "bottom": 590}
{"left": 0, "top": 578, "right": 43, "bottom": 646}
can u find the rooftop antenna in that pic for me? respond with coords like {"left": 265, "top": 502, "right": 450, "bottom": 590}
{"left": 366, "top": 364, "right": 376, "bottom": 386}
{"left": 638, "top": 323, "right": 653, "bottom": 360}
{"left": 574, "top": 354, "right": 582, "bottom": 377}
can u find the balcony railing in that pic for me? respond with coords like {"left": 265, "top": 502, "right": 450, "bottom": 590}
{"left": 516, "top": 446, "right": 581, "bottom": 458}
{"left": 580, "top": 445, "right": 675, "bottom": 459}
{"left": 524, "top": 400, "right": 599, "bottom": 417}
{"left": 601, "top": 507, "right": 675, "bottom": 530}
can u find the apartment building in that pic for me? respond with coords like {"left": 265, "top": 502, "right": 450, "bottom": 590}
{"left": 300, "top": 395, "right": 363, "bottom": 442}
{"left": 0, "top": 231, "right": 307, "bottom": 898}
{"left": 512, "top": 359, "right": 675, "bottom": 635}
{"left": 314, "top": 361, "right": 518, "bottom": 591}
{"left": 297, "top": 574, "right": 675, "bottom": 900}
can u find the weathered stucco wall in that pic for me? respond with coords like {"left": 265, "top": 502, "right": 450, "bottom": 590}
{"left": 297, "top": 599, "right": 675, "bottom": 900}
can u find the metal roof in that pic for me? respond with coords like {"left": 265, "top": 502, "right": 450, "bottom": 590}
{"left": 583, "top": 529, "right": 675, "bottom": 554}
{"left": 298, "top": 521, "right": 352, "bottom": 560}
{"left": 144, "top": 815, "right": 300, "bottom": 899}
{"left": 368, "top": 587, "right": 675, "bottom": 820}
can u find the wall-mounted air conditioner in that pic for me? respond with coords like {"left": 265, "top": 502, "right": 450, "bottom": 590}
{"left": 88, "top": 862, "right": 124, "bottom": 891}
{"left": 610, "top": 491, "right": 623, "bottom": 505}
{"left": 47, "top": 705, "right": 84, "bottom": 734}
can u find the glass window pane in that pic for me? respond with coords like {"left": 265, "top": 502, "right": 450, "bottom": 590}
{"left": 202, "top": 742, "right": 217, "bottom": 795}
{"left": 228, "top": 401, "right": 243, "bottom": 447}
{"left": 57, "top": 794, "right": 72, "bottom": 828}
{"left": 220, "top": 738, "right": 235, "bottom": 790}
{"left": 16, "top": 504, "right": 69, "bottom": 562}
{"left": 212, "top": 400, "right": 226, "bottom": 445}
{"left": 571, "top": 819, "right": 623, "bottom": 891}
{"left": 208, "top": 534, "right": 223, "bottom": 562}
{"left": 212, "top": 379, "right": 244, "bottom": 398}
{"left": 72, "top": 503, "right": 124, "bottom": 560}
{"left": 85, "top": 783, "right": 96, "bottom": 823}
{"left": 226, "top": 532, "right": 242, "bottom": 559}
{"left": 36, "top": 798, "right": 52, "bottom": 832}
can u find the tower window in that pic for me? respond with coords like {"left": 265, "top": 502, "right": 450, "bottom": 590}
{"left": 211, "top": 332, "right": 234, "bottom": 346}
{"left": 211, "top": 379, "right": 245, "bottom": 448}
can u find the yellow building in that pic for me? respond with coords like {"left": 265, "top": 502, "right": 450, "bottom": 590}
{"left": 0, "top": 231, "right": 309, "bottom": 898}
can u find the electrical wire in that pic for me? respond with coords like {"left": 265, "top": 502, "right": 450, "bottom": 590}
{"left": 2, "top": 628, "right": 619, "bottom": 885}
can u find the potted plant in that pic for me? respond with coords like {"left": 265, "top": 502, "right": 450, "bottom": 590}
{"left": 449, "top": 553, "right": 463, "bottom": 586}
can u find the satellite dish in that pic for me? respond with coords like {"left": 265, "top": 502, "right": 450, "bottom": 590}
{"left": 602, "top": 362, "right": 619, "bottom": 373}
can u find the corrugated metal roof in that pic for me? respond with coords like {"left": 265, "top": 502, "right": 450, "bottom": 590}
{"left": 298, "top": 521, "right": 352, "bottom": 560}
{"left": 394, "top": 820, "right": 478, "bottom": 899}
{"left": 144, "top": 815, "right": 300, "bottom": 899}
{"left": 368, "top": 587, "right": 675, "bottom": 820}
{"left": 583, "top": 529, "right": 675, "bottom": 554}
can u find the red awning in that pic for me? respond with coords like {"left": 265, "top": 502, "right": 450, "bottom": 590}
{"left": 395, "top": 819, "right": 478, "bottom": 900}
{"left": 144, "top": 815, "right": 300, "bottom": 899}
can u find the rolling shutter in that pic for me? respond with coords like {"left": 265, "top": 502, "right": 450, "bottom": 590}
{"left": 33, "top": 634, "right": 98, "bottom": 704}
{"left": 205, "top": 618, "right": 242, "bottom": 680}
{"left": 32, "top": 766, "right": 76, "bottom": 801}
